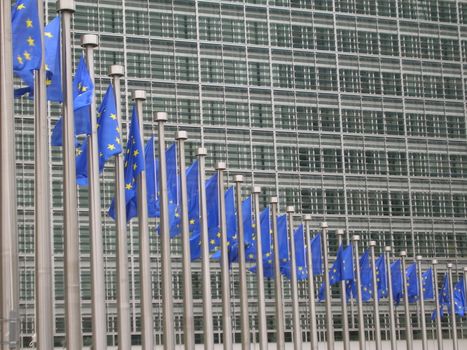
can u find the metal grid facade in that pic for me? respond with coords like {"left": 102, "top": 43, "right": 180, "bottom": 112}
{"left": 13, "top": 0, "right": 467, "bottom": 347}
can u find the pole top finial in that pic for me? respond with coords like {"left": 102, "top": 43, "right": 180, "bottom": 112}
{"left": 464, "top": 267, "right": 467, "bottom": 272}
{"left": 400, "top": 251, "right": 407, "bottom": 257}
{"left": 447, "top": 263, "right": 453, "bottom": 268}
{"left": 303, "top": 214, "right": 312, "bottom": 221}
{"left": 216, "top": 162, "right": 226, "bottom": 171}
{"left": 321, "top": 222, "right": 328, "bottom": 229}
{"left": 252, "top": 186, "right": 261, "bottom": 194}
{"left": 234, "top": 175, "right": 243, "bottom": 183}
{"left": 56, "top": 0, "right": 75, "bottom": 12}
{"left": 286, "top": 206, "right": 294, "bottom": 213}
{"left": 132, "top": 90, "right": 146, "bottom": 101}
{"left": 369, "top": 241, "right": 376, "bottom": 247}
{"left": 81, "top": 34, "right": 98, "bottom": 48}
{"left": 384, "top": 246, "right": 391, "bottom": 252}
{"left": 109, "top": 64, "right": 124, "bottom": 77}
{"left": 156, "top": 112, "right": 168, "bottom": 122}
{"left": 336, "top": 229, "right": 344, "bottom": 235}
{"left": 175, "top": 131, "right": 188, "bottom": 140}
{"left": 432, "top": 259, "right": 438, "bottom": 265}
{"left": 270, "top": 196, "right": 278, "bottom": 204}
{"left": 416, "top": 255, "right": 423, "bottom": 261}
{"left": 352, "top": 235, "right": 360, "bottom": 241}
{"left": 197, "top": 147, "right": 207, "bottom": 156}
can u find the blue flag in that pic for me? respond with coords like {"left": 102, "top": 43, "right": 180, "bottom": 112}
{"left": 432, "top": 273, "right": 450, "bottom": 320}
{"left": 391, "top": 259, "right": 403, "bottom": 305}
{"left": 75, "top": 84, "right": 121, "bottom": 186}
{"left": 242, "top": 196, "right": 256, "bottom": 261}
{"left": 310, "top": 234, "right": 322, "bottom": 276}
{"left": 249, "top": 208, "right": 275, "bottom": 277}
{"left": 12, "top": 0, "right": 42, "bottom": 87}
{"left": 347, "top": 250, "right": 373, "bottom": 301}
{"left": 205, "top": 173, "right": 220, "bottom": 252}
{"left": 422, "top": 268, "right": 434, "bottom": 300}
{"left": 277, "top": 214, "right": 289, "bottom": 272}
{"left": 319, "top": 244, "right": 354, "bottom": 301}
{"left": 406, "top": 262, "right": 419, "bottom": 303}
{"left": 108, "top": 106, "right": 145, "bottom": 221}
{"left": 453, "top": 278, "right": 465, "bottom": 317}
{"left": 145, "top": 137, "right": 159, "bottom": 217}
{"left": 166, "top": 144, "right": 181, "bottom": 238}
{"left": 376, "top": 255, "right": 388, "bottom": 299}
{"left": 44, "top": 16, "right": 62, "bottom": 102}
{"left": 51, "top": 55, "right": 94, "bottom": 146}
{"left": 186, "top": 160, "right": 199, "bottom": 234}
{"left": 281, "top": 225, "right": 307, "bottom": 281}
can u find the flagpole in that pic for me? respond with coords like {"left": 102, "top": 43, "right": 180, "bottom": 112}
{"left": 352, "top": 235, "right": 365, "bottom": 350}
{"left": 369, "top": 241, "right": 382, "bottom": 350}
{"left": 134, "top": 90, "right": 154, "bottom": 350}
{"left": 432, "top": 259, "right": 443, "bottom": 350}
{"left": 384, "top": 247, "right": 397, "bottom": 350}
{"left": 57, "top": 1, "right": 83, "bottom": 349}
{"left": 416, "top": 256, "right": 428, "bottom": 350}
{"left": 321, "top": 222, "right": 334, "bottom": 350}
{"left": 336, "top": 229, "right": 350, "bottom": 350}
{"left": 270, "top": 197, "right": 284, "bottom": 350}
{"left": 400, "top": 251, "right": 412, "bottom": 350}
{"left": 156, "top": 111, "right": 175, "bottom": 350}
{"left": 81, "top": 34, "right": 107, "bottom": 350}
{"left": 447, "top": 263, "right": 458, "bottom": 350}
{"left": 109, "top": 64, "right": 132, "bottom": 350}
{"left": 176, "top": 131, "right": 195, "bottom": 350}
{"left": 0, "top": 0, "right": 19, "bottom": 347}
{"left": 234, "top": 176, "right": 250, "bottom": 350}
{"left": 197, "top": 148, "right": 214, "bottom": 350}
{"left": 287, "top": 207, "right": 302, "bottom": 350}
{"left": 34, "top": 1, "right": 54, "bottom": 348}
{"left": 303, "top": 215, "right": 318, "bottom": 350}
{"left": 217, "top": 163, "right": 233, "bottom": 350}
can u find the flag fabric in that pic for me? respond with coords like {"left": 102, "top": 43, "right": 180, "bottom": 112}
{"left": 186, "top": 161, "right": 201, "bottom": 261}
{"left": 12, "top": 0, "right": 42, "bottom": 87}
{"left": 242, "top": 196, "right": 256, "bottom": 262}
{"left": 51, "top": 55, "right": 94, "bottom": 146}
{"left": 277, "top": 214, "right": 289, "bottom": 274}
{"left": 44, "top": 16, "right": 62, "bottom": 102}
{"left": 281, "top": 225, "right": 307, "bottom": 281}
{"left": 310, "top": 233, "right": 322, "bottom": 276}
{"left": 391, "top": 259, "right": 403, "bottom": 305}
{"left": 422, "top": 268, "right": 434, "bottom": 300}
{"left": 407, "top": 262, "right": 419, "bottom": 303}
{"left": 432, "top": 273, "right": 450, "bottom": 320}
{"left": 205, "top": 173, "right": 220, "bottom": 252}
{"left": 165, "top": 143, "right": 181, "bottom": 238}
{"left": 375, "top": 255, "right": 388, "bottom": 299}
{"left": 249, "top": 208, "right": 274, "bottom": 278}
{"left": 453, "top": 277, "right": 465, "bottom": 317}
{"left": 108, "top": 106, "right": 145, "bottom": 221}
{"left": 75, "top": 84, "right": 121, "bottom": 186}
{"left": 145, "top": 137, "right": 159, "bottom": 217}
{"left": 347, "top": 250, "right": 372, "bottom": 301}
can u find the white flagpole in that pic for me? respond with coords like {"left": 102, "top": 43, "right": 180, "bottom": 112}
{"left": 81, "top": 34, "right": 107, "bottom": 350}
{"left": 400, "top": 251, "right": 412, "bottom": 350}
{"left": 0, "top": 0, "right": 19, "bottom": 346}
{"left": 336, "top": 229, "right": 350, "bottom": 350}
{"left": 134, "top": 90, "right": 154, "bottom": 350}
{"left": 369, "top": 241, "right": 382, "bottom": 350}
{"left": 321, "top": 222, "right": 334, "bottom": 350}
{"left": 432, "top": 259, "right": 443, "bottom": 350}
{"left": 217, "top": 162, "right": 233, "bottom": 350}
{"left": 35, "top": 1, "right": 53, "bottom": 349}
{"left": 286, "top": 207, "right": 302, "bottom": 350}
{"left": 156, "top": 112, "right": 175, "bottom": 350}
{"left": 303, "top": 215, "right": 318, "bottom": 350}
{"left": 447, "top": 263, "right": 458, "bottom": 350}
{"left": 57, "top": 1, "right": 83, "bottom": 348}
{"left": 416, "top": 256, "right": 428, "bottom": 350}
{"left": 352, "top": 235, "right": 365, "bottom": 350}
{"left": 234, "top": 176, "right": 250, "bottom": 350}
{"left": 270, "top": 197, "right": 284, "bottom": 350}
{"left": 384, "top": 247, "right": 397, "bottom": 350}
{"left": 176, "top": 131, "right": 195, "bottom": 350}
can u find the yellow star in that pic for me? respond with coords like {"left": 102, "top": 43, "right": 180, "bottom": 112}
{"left": 27, "top": 36, "right": 35, "bottom": 46}
{"left": 17, "top": 3, "right": 25, "bottom": 10}
{"left": 76, "top": 148, "right": 82, "bottom": 156}
{"left": 133, "top": 149, "right": 139, "bottom": 157}
{"left": 217, "top": 232, "right": 221, "bottom": 238}
{"left": 45, "top": 79, "right": 52, "bottom": 86}
{"left": 116, "top": 137, "right": 120, "bottom": 144}
{"left": 44, "top": 64, "right": 49, "bottom": 71}
{"left": 227, "top": 241, "right": 230, "bottom": 246}
{"left": 107, "top": 144, "right": 115, "bottom": 150}
{"left": 133, "top": 163, "right": 137, "bottom": 170}
{"left": 44, "top": 32, "right": 53, "bottom": 38}
{"left": 17, "top": 56, "right": 23, "bottom": 64}
{"left": 124, "top": 161, "right": 128, "bottom": 168}
{"left": 23, "top": 51, "right": 31, "bottom": 60}
{"left": 110, "top": 113, "right": 116, "bottom": 120}
{"left": 26, "top": 19, "right": 33, "bottom": 28}
{"left": 125, "top": 183, "right": 133, "bottom": 190}
{"left": 116, "top": 127, "right": 120, "bottom": 132}
{"left": 96, "top": 123, "right": 100, "bottom": 129}
{"left": 209, "top": 239, "right": 215, "bottom": 245}
{"left": 189, "top": 219, "right": 195, "bottom": 225}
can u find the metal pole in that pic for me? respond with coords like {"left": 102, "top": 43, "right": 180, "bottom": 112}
{"left": 400, "top": 251, "right": 412, "bottom": 350}
{"left": 416, "top": 256, "right": 428, "bottom": 350}
{"left": 156, "top": 112, "right": 175, "bottom": 350}
{"left": 57, "top": 1, "right": 83, "bottom": 349}
{"left": 369, "top": 241, "right": 382, "bottom": 350}
{"left": 352, "top": 235, "right": 365, "bottom": 350}
{"left": 287, "top": 207, "right": 302, "bottom": 350}
{"left": 447, "top": 263, "right": 458, "bottom": 350}
{"left": 385, "top": 247, "right": 397, "bottom": 350}
{"left": 253, "top": 187, "right": 268, "bottom": 350}
{"left": 82, "top": 34, "right": 107, "bottom": 350}
{"left": 134, "top": 90, "right": 154, "bottom": 350}
{"left": 0, "top": 0, "right": 19, "bottom": 347}
{"left": 432, "top": 259, "right": 443, "bottom": 350}
{"left": 321, "top": 222, "right": 334, "bottom": 350}
{"left": 109, "top": 65, "right": 131, "bottom": 350}
{"left": 234, "top": 176, "right": 250, "bottom": 350}
{"left": 217, "top": 163, "right": 233, "bottom": 350}
{"left": 270, "top": 197, "right": 284, "bottom": 350}
{"left": 35, "top": 1, "right": 53, "bottom": 349}
{"left": 304, "top": 216, "right": 318, "bottom": 350}
{"left": 177, "top": 131, "right": 195, "bottom": 350}
{"left": 336, "top": 229, "right": 350, "bottom": 350}
{"left": 197, "top": 148, "right": 214, "bottom": 350}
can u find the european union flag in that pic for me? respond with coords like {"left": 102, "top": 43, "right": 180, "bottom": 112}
{"left": 51, "top": 55, "right": 94, "bottom": 146}
{"left": 319, "top": 244, "right": 353, "bottom": 301}
{"left": 206, "top": 173, "right": 220, "bottom": 252}
{"left": 108, "top": 105, "right": 145, "bottom": 221}
{"left": 347, "top": 250, "right": 373, "bottom": 301}
{"left": 75, "top": 84, "right": 121, "bottom": 186}
{"left": 249, "top": 208, "right": 274, "bottom": 277}
{"left": 294, "top": 225, "right": 308, "bottom": 281}
{"left": 406, "top": 262, "right": 419, "bottom": 303}
{"left": 145, "top": 137, "right": 159, "bottom": 217}
{"left": 432, "top": 273, "right": 450, "bottom": 320}
{"left": 277, "top": 214, "right": 289, "bottom": 271}
{"left": 242, "top": 196, "right": 256, "bottom": 262}
{"left": 422, "top": 268, "right": 434, "bottom": 300}
{"left": 186, "top": 160, "right": 199, "bottom": 234}
{"left": 165, "top": 143, "right": 181, "bottom": 238}
{"left": 12, "top": 0, "right": 42, "bottom": 87}
{"left": 391, "top": 259, "right": 403, "bottom": 305}
{"left": 310, "top": 234, "right": 322, "bottom": 276}
{"left": 453, "top": 278, "right": 465, "bottom": 317}
{"left": 375, "top": 255, "right": 388, "bottom": 299}
{"left": 44, "top": 16, "right": 62, "bottom": 102}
